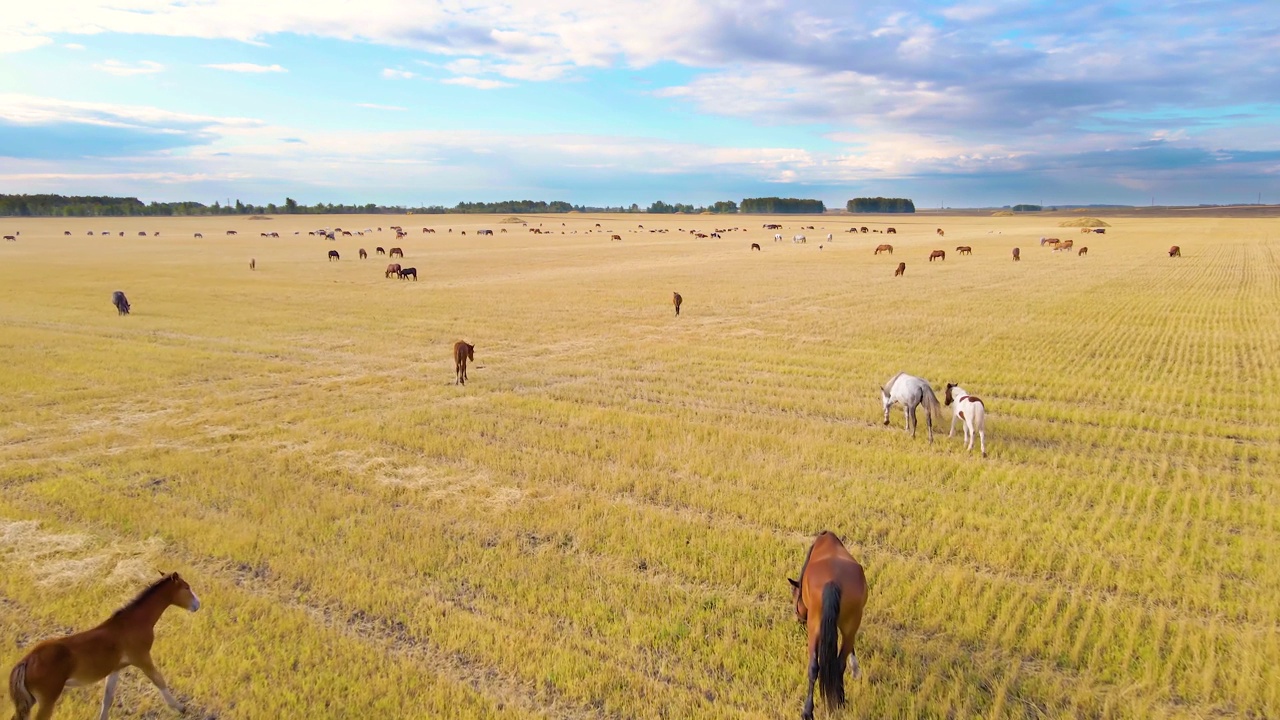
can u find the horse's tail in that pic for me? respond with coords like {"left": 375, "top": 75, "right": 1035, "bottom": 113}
{"left": 9, "top": 659, "right": 34, "bottom": 720}
{"left": 922, "top": 384, "right": 943, "bottom": 423}
{"left": 817, "top": 581, "right": 845, "bottom": 710}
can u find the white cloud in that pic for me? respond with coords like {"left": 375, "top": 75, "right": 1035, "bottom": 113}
{"left": 0, "top": 32, "right": 51, "bottom": 53}
{"left": 64, "top": 43, "right": 86, "bottom": 51}
{"left": 354, "top": 103, "right": 407, "bottom": 111}
{"left": 381, "top": 68, "right": 416, "bottom": 79}
{"left": 0, "top": 93, "right": 262, "bottom": 131}
{"left": 93, "top": 59, "right": 164, "bottom": 76}
{"left": 203, "top": 62, "right": 287, "bottom": 73}
{"left": 441, "top": 76, "right": 513, "bottom": 90}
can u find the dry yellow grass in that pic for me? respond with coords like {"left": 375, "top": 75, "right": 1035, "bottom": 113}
{"left": 0, "top": 213, "right": 1277, "bottom": 718}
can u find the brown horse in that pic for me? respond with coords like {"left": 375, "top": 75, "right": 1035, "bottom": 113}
{"left": 359, "top": 248, "right": 367, "bottom": 259}
{"left": 398, "top": 267, "right": 417, "bottom": 281}
{"left": 376, "top": 247, "right": 386, "bottom": 255}
{"left": 936, "top": 228, "right": 944, "bottom": 236}
{"left": 327, "top": 250, "right": 340, "bottom": 261}
{"left": 1012, "top": 247, "right": 1020, "bottom": 261}
{"left": 672, "top": 292, "right": 682, "bottom": 316}
{"left": 7, "top": 573, "right": 200, "bottom": 720}
{"left": 874, "top": 244, "right": 893, "bottom": 255}
{"left": 929, "top": 250, "right": 945, "bottom": 261}
{"left": 1078, "top": 246, "right": 1088, "bottom": 257}
{"left": 789, "top": 532, "right": 868, "bottom": 720}
{"left": 388, "top": 247, "right": 404, "bottom": 258}
{"left": 453, "top": 341, "right": 474, "bottom": 385}
{"left": 384, "top": 263, "right": 401, "bottom": 278}
{"left": 955, "top": 246, "right": 972, "bottom": 255}
{"left": 1169, "top": 245, "right": 1180, "bottom": 257}
{"left": 751, "top": 243, "right": 761, "bottom": 251}
{"left": 894, "top": 262, "right": 905, "bottom": 276}
{"left": 886, "top": 228, "right": 896, "bottom": 234}
{"left": 249, "top": 258, "right": 256, "bottom": 271}
{"left": 611, "top": 234, "right": 622, "bottom": 241}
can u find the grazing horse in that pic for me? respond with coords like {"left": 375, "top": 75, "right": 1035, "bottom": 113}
{"left": 194, "top": 233, "right": 203, "bottom": 238}
{"left": 1094, "top": 228, "right": 1106, "bottom": 234}
{"left": 886, "top": 228, "right": 896, "bottom": 234}
{"left": 7, "top": 573, "right": 200, "bottom": 720}
{"left": 751, "top": 243, "right": 761, "bottom": 251}
{"left": 860, "top": 227, "right": 869, "bottom": 234}
{"left": 1061, "top": 239, "right": 1074, "bottom": 252}
{"left": 1012, "top": 247, "right": 1020, "bottom": 261}
{"left": 874, "top": 244, "right": 893, "bottom": 255}
{"left": 359, "top": 248, "right": 368, "bottom": 259}
{"left": 398, "top": 267, "right": 417, "bottom": 281}
{"left": 894, "top": 262, "right": 906, "bottom": 276}
{"left": 945, "top": 383, "right": 987, "bottom": 457}
{"left": 789, "top": 531, "right": 868, "bottom": 720}
{"left": 226, "top": 230, "right": 237, "bottom": 235}
{"left": 453, "top": 341, "right": 474, "bottom": 385}
{"left": 2, "top": 235, "right": 14, "bottom": 242}
{"left": 384, "top": 263, "right": 402, "bottom": 278}
{"left": 1168, "top": 245, "right": 1181, "bottom": 257}
{"left": 793, "top": 234, "right": 806, "bottom": 243}
{"left": 111, "top": 291, "right": 130, "bottom": 316}
{"left": 1078, "top": 246, "right": 1088, "bottom": 257}
{"left": 672, "top": 292, "right": 683, "bottom": 316}
{"left": 1081, "top": 227, "right": 1093, "bottom": 234}
{"left": 611, "top": 234, "right": 622, "bottom": 242}
{"left": 249, "top": 258, "right": 256, "bottom": 271}
{"left": 937, "top": 228, "right": 945, "bottom": 236}
{"left": 929, "top": 250, "right": 946, "bottom": 262}
{"left": 376, "top": 247, "right": 386, "bottom": 255}
{"left": 774, "top": 233, "right": 784, "bottom": 242}
{"left": 955, "top": 246, "right": 972, "bottom": 255}
{"left": 881, "top": 372, "right": 942, "bottom": 442}
{"left": 327, "top": 250, "right": 340, "bottom": 261}
{"left": 63, "top": 231, "right": 71, "bottom": 236}
{"left": 389, "top": 247, "right": 404, "bottom": 258}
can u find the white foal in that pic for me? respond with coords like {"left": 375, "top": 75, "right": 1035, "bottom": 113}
{"left": 944, "top": 383, "right": 987, "bottom": 458}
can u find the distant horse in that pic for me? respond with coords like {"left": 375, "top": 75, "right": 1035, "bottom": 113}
{"left": 398, "top": 267, "right": 417, "bottom": 281}
{"left": 751, "top": 243, "right": 761, "bottom": 251}
{"left": 945, "top": 383, "right": 987, "bottom": 457}
{"left": 194, "top": 233, "right": 203, "bottom": 238}
{"left": 63, "top": 231, "right": 71, "bottom": 236}
{"left": 672, "top": 292, "right": 683, "bottom": 316}
{"left": 1061, "top": 239, "right": 1074, "bottom": 252}
{"left": 2, "top": 235, "right": 14, "bottom": 242}
{"left": 385, "top": 263, "right": 402, "bottom": 278}
{"left": 860, "top": 227, "right": 869, "bottom": 233}
{"left": 929, "top": 250, "right": 945, "bottom": 261}
{"left": 1012, "top": 247, "right": 1020, "bottom": 261}
{"left": 874, "top": 244, "right": 893, "bottom": 255}
{"left": 249, "top": 258, "right": 256, "bottom": 271}
{"left": 774, "top": 233, "right": 784, "bottom": 242}
{"left": 955, "top": 246, "right": 972, "bottom": 255}
{"left": 937, "top": 228, "right": 945, "bottom": 236}
{"left": 789, "top": 531, "right": 868, "bottom": 720}
{"left": 886, "top": 228, "right": 896, "bottom": 234}
{"left": 881, "top": 372, "right": 942, "bottom": 442}
{"left": 1081, "top": 227, "right": 1093, "bottom": 234}
{"left": 327, "top": 250, "right": 340, "bottom": 261}
{"left": 7, "top": 573, "right": 200, "bottom": 720}
{"left": 389, "top": 247, "right": 404, "bottom": 258}
{"left": 611, "top": 234, "right": 622, "bottom": 241}
{"left": 793, "top": 234, "right": 806, "bottom": 243}
{"left": 1078, "top": 247, "right": 1088, "bottom": 257}
{"left": 111, "top": 291, "right": 130, "bottom": 316}
{"left": 226, "top": 230, "right": 237, "bottom": 235}
{"left": 376, "top": 247, "right": 386, "bottom": 255}
{"left": 453, "top": 341, "right": 474, "bottom": 385}
{"left": 1093, "top": 228, "right": 1106, "bottom": 234}
{"left": 1169, "top": 245, "right": 1181, "bottom": 257}
{"left": 359, "top": 248, "right": 367, "bottom": 259}
{"left": 894, "top": 262, "right": 906, "bottom": 276}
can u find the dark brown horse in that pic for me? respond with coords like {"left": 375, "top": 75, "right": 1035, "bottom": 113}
{"left": 1012, "top": 247, "right": 1020, "bottom": 261}
{"left": 874, "top": 244, "right": 893, "bottom": 255}
{"left": 388, "top": 247, "right": 404, "bottom": 258}
{"left": 7, "top": 573, "right": 200, "bottom": 720}
{"left": 453, "top": 341, "right": 474, "bottom": 385}
{"left": 398, "top": 267, "right": 417, "bottom": 281}
{"left": 672, "top": 292, "right": 682, "bottom": 316}
{"left": 929, "top": 250, "right": 946, "bottom": 261}
{"left": 751, "top": 243, "right": 761, "bottom": 251}
{"left": 111, "top": 291, "right": 130, "bottom": 316}
{"left": 955, "top": 246, "right": 972, "bottom": 255}
{"left": 384, "top": 263, "right": 401, "bottom": 278}
{"left": 1169, "top": 245, "right": 1181, "bottom": 257}
{"left": 1078, "top": 246, "right": 1088, "bottom": 257}
{"left": 894, "top": 262, "right": 906, "bottom": 276}
{"left": 249, "top": 258, "right": 256, "bottom": 271}
{"left": 886, "top": 228, "right": 896, "bottom": 234}
{"left": 936, "top": 228, "right": 944, "bottom": 236}
{"left": 327, "top": 250, "right": 340, "bottom": 261}
{"left": 790, "top": 532, "right": 868, "bottom": 720}
{"left": 376, "top": 247, "right": 386, "bottom": 255}
{"left": 359, "top": 248, "right": 367, "bottom": 259}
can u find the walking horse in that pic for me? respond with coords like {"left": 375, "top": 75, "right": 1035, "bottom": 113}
{"left": 789, "top": 532, "right": 868, "bottom": 720}
{"left": 8, "top": 573, "right": 200, "bottom": 720}
{"left": 945, "top": 383, "right": 988, "bottom": 457}
{"left": 881, "top": 372, "right": 942, "bottom": 442}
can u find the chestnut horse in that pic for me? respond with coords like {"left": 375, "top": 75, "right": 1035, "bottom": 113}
{"left": 751, "top": 243, "right": 761, "bottom": 251}
{"left": 249, "top": 258, "right": 256, "bottom": 271}
{"left": 789, "top": 531, "right": 868, "bottom": 720}
{"left": 359, "top": 248, "right": 367, "bottom": 259}
{"left": 453, "top": 341, "right": 474, "bottom": 385}
{"left": 929, "top": 250, "right": 945, "bottom": 261}
{"left": 7, "top": 573, "right": 200, "bottom": 720}
{"left": 955, "top": 246, "right": 972, "bottom": 255}
{"left": 1078, "top": 247, "right": 1088, "bottom": 257}
{"left": 936, "top": 228, "right": 944, "bottom": 236}
{"left": 672, "top": 292, "right": 682, "bottom": 316}
{"left": 376, "top": 247, "right": 386, "bottom": 255}
{"left": 384, "top": 263, "right": 401, "bottom": 278}
{"left": 874, "top": 244, "right": 893, "bottom": 255}
{"left": 1169, "top": 245, "right": 1181, "bottom": 257}
{"left": 894, "top": 262, "right": 905, "bottom": 276}
{"left": 1012, "top": 247, "right": 1020, "bottom": 261}
{"left": 389, "top": 247, "right": 404, "bottom": 258}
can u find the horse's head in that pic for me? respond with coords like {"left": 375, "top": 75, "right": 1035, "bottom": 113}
{"left": 880, "top": 387, "right": 893, "bottom": 424}
{"left": 163, "top": 572, "right": 201, "bottom": 612}
{"left": 787, "top": 578, "right": 808, "bottom": 625}
{"left": 945, "top": 383, "right": 956, "bottom": 406}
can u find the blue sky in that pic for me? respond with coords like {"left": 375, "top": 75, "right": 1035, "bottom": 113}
{"left": 2, "top": 0, "right": 1279, "bottom": 208}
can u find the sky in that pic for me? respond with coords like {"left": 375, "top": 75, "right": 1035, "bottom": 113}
{"left": 2, "top": 0, "right": 1279, "bottom": 208}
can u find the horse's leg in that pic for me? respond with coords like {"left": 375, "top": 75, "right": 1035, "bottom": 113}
{"left": 964, "top": 417, "right": 974, "bottom": 451}
{"left": 801, "top": 646, "right": 819, "bottom": 720}
{"left": 907, "top": 403, "right": 917, "bottom": 437}
{"left": 133, "top": 658, "right": 183, "bottom": 711}
{"left": 948, "top": 410, "right": 957, "bottom": 437}
{"left": 97, "top": 672, "right": 120, "bottom": 720}
{"left": 925, "top": 404, "right": 934, "bottom": 442}
{"left": 32, "top": 684, "right": 64, "bottom": 720}
{"left": 838, "top": 633, "right": 861, "bottom": 681}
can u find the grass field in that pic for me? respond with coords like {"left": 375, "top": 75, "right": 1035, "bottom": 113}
{"left": 1, "top": 212, "right": 1277, "bottom": 719}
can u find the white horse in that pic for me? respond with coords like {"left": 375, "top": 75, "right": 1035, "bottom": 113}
{"left": 945, "top": 383, "right": 987, "bottom": 457}
{"left": 774, "top": 233, "right": 783, "bottom": 242}
{"left": 793, "top": 234, "right": 806, "bottom": 244}
{"left": 880, "top": 372, "right": 942, "bottom": 442}
{"left": 825, "top": 233, "right": 833, "bottom": 242}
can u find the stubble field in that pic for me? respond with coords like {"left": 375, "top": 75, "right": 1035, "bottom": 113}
{"left": 0, "top": 212, "right": 1277, "bottom": 719}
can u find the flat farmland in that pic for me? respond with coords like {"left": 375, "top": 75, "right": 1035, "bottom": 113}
{"left": 0, "top": 213, "right": 1277, "bottom": 719}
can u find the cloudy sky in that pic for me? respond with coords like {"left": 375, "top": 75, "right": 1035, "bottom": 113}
{"left": 2, "top": 0, "right": 1279, "bottom": 208}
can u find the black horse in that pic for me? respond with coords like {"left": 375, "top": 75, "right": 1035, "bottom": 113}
{"left": 328, "top": 250, "right": 340, "bottom": 261}
{"left": 398, "top": 267, "right": 418, "bottom": 281}
{"left": 112, "top": 291, "right": 131, "bottom": 316}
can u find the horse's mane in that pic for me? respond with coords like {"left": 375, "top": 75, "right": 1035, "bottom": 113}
{"left": 111, "top": 573, "right": 175, "bottom": 618}
{"left": 798, "top": 531, "right": 832, "bottom": 582}
{"left": 883, "top": 371, "right": 906, "bottom": 393}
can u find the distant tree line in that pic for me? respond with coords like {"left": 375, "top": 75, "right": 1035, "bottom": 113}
{"left": 846, "top": 197, "right": 916, "bottom": 213}
{"left": 641, "top": 200, "right": 738, "bottom": 214}
{"left": 1010, "top": 204, "right": 1042, "bottom": 212}
{"left": 740, "top": 197, "right": 826, "bottom": 214}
